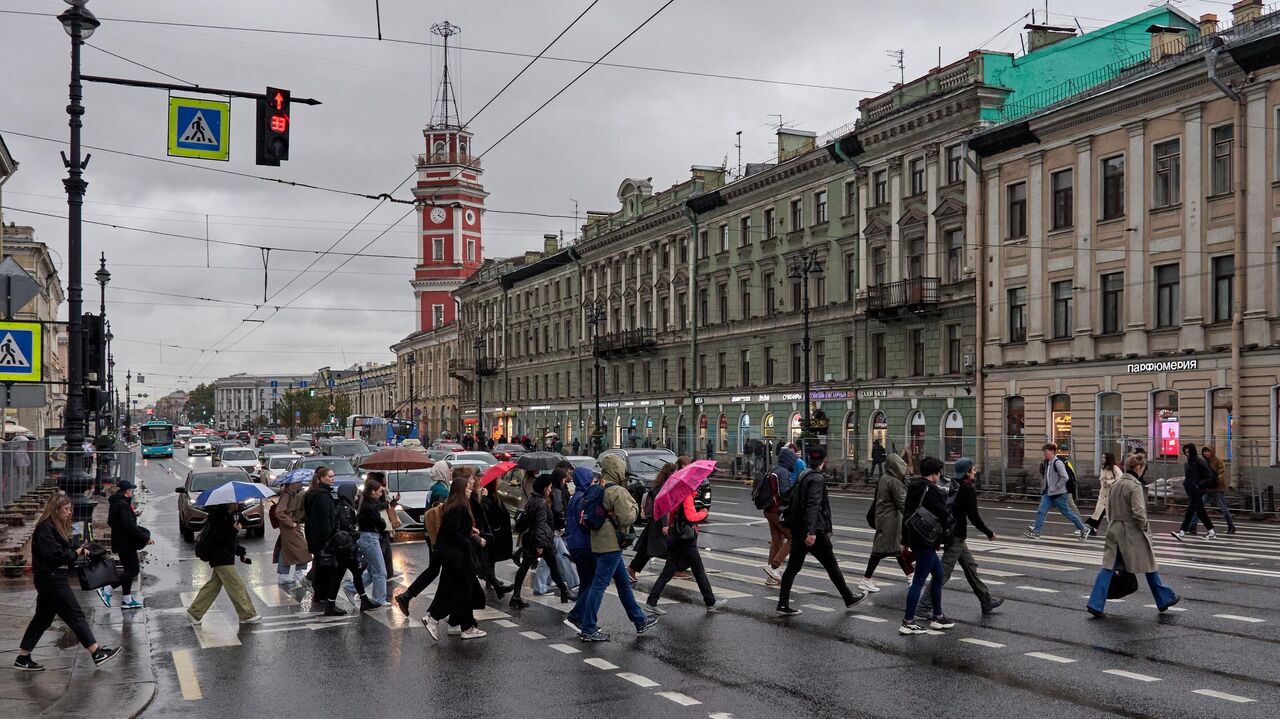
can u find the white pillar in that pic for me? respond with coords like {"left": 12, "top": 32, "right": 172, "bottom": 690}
{"left": 984, "top": 168, "right": 1003, "bottom": 367}
{"left": 888, "top": 160, "right": 903, "bottom": 281}
{"left": 925, "top": 145, "right": 940, "bottom": 278}
{"left": 858, "top": 176, "right": 870, "bottom": 292}
{"left": 1123, "top": 120, "right": 1149, "bottom": 357}
{"left": 1244, "top": 82, "right": 1272, "bottom": 346}
{"left": 1180, "top": 104, "right": 1206, "bottom": 351}
{"left": 1073, "top": 137, "right": 1095, "bottom": 358}
{"left": 1025, "top": 152, "right": 1046, "bottom": 364}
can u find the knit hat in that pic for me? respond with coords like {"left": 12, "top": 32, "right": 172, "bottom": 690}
{"left": 954, "top": 457, "right": 974, "bottom": 477}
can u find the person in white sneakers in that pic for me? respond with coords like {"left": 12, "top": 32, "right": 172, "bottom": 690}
{"left": 860, "top": 451, "right": 911, "bottom": 594}
{"left": 272, "top": 475, "right": 310, "bottom": 585}
{"left": 1171, "top": 443, "right": 1217, "bottom": 542}
{"left": 100, "top": 480, "right": 153, "bottom": 609}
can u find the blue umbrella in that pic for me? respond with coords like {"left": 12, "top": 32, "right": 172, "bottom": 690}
{"left": 271, "top": 468, "right": 314, "bottom": 486}
{"left": 193, "top": 481, "right": 276, "bottom": 507}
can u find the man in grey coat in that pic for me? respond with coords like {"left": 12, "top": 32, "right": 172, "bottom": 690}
{"left": 1023, "top": 443, "right": 1088, "bottom": 539}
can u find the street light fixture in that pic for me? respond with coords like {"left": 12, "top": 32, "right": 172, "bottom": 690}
{"left": 787, "top": 250, "right": 824, "bottom": 452}
{"left": 474, "top": 335, "right": 484, "bottom": 445}
{"left": 585, "top": 298, "right": 607, "bottom": 455}
{"left": 406, "top": 354, "right": 417, "bottom": 439}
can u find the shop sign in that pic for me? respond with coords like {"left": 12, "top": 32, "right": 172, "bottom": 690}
{"left": 756, "top": 394, "right": 771, "bottom": 402}
{"left": 810, "top": 390, "right": 849, "bottom": 400}
{"left": 1126, "top": 359, "right": 1197, "bottom": 374}
{"left": 730, "top": 395, "right": 752, "bottom": 403}
{"left": 639, "top": 399, "right": 665, "bottom": 407}
{"left": 780, "top": 393, "right": 803, "bottom": 401}
{"left": 858, "top": 389, "right": 890, "bottom": 399}
{"left": 528, "top": 405, "right": 551, "bottom": 411}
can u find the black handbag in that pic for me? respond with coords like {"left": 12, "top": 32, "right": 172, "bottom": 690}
{"left": 315, "top": 551, "right": 339, "bottom": 570}
{"left": 1108, "top": 552, "right": 1139, "bottom": 599}
{"left": 76, "top": 555, "right": 120, "bottom": 591}
{"left": 905, "top": 506, "right": 944, "bottom": 545}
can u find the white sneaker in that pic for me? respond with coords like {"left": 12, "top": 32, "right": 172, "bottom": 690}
{"left": 277, "top": 573, "right": 294, "bottom": 585}
{"left": 1205, "top": 529, "right": 1217, "bottom": 540}
{"left": 857, "top": 579, "right": 881, "bottom": 593}
{"left": 425, "top": 618, "right": 439, "bottom": 641}
{"left": 460, "top": 627, "right": 487, "bottom": 640}
{"left": 1169, "top": 531, "right": 1185, "bottom": 542}
{"left": 240, "top": 615, "right": 262, "bottom": 624}
{"left": 763, "top": 565, "right": 781, "bottom": 582}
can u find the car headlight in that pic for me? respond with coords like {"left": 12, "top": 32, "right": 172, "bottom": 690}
{"left": 242, "top": 498, "right": 261, "bottom": 507}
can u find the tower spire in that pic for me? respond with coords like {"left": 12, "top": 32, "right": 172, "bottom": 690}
{"left": 430, "top": 20, "right": 464, "bottom": 129}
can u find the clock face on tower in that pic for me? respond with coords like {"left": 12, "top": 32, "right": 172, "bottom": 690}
{"left": 465, "top": 209, "right": 476, "bottom": 225}
{"left": 429, "top": 207, "right": 446, "bottom": 224}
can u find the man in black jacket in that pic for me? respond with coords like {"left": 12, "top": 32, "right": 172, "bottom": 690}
{"left": 100, "top": 480, "right": 153, "bottom": 609}
{"left": 186, "top": 505, "right": 259, "bottom": 624}
{"left": 1172, "top": 443, "right": 1216, "bottom": 541}
{"left": 776, "top": 446, "right": 866, "bottom": 616}
{"left": 303, "top": 467, "right": 345, "bottom": 613}
{"left": 914, "top": 458, "right": 1002, "bottom": 619}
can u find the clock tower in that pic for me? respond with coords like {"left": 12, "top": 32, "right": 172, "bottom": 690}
{"left": 411, "top": 20, "right": 485, "bottom": 332}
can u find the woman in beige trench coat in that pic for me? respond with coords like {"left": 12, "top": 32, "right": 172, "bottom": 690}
{"left": 273, "top": 479, "right": 311, "bottom": 584}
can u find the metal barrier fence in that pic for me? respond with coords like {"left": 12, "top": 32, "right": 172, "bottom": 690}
{"left": 1, "top": 441, "right": 138, "bottom": 508}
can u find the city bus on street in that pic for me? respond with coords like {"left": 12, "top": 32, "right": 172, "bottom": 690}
{"left": 140, "top": 420, "right": 176, "bottom": 458}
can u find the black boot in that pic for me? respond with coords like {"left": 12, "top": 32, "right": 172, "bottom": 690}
{"left": 359, "top": 595, "right": 379, "bottom": 612}
{"left": 491, "top": 582, "right": 512, "bottom": 600}
{"left": 560, "top": 588, "right": 577, "bottom": 603}
{"left": 509, "top": 596, "right": 530, "bottom": 610}
{"left": 323, "top": 600, "right": 347, "bottom": 617}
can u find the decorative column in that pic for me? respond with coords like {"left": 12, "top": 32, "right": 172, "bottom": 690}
{"left": 1025, "top": 151, "right": 1046, "bottom": 364}
{"left": 1179, "top": 104, "right": 1206, "bottom": 351}
{"left": 1122, "top": 120, "right": 1149, "bottom": 357}
{"left": 856, "top": 168, "right": 870, "bottom": 293}
{"left": 924, "top": 144, "right": 940, "bottom": 278}
{"left": 1073, "top": 136, "right": 1096, "bottom": 358}
{"left": 984, "top": 167, "right": 1003, "bottom": 367}
{"left": 1244, "top": 82, "right": 1272, "bottom": 347}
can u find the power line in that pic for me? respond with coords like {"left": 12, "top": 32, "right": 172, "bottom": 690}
{"left": 85, "top": 42, "right": 194, "bottom": 85}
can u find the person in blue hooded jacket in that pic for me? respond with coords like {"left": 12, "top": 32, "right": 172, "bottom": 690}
{"left": 563, "top": 467, "right": 597, "bottom": 632}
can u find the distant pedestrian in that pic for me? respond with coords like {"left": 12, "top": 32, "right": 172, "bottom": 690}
{"left": 571, "top": 437, "right": 581, "bottom": 455}
{"left": 776, "top": 446, "right": 866, "bottom": 616}
{"left": 760, "top": 449, "right": 796, "bottom": 586}
{"left": 273, "top": 477, "right": 310, "bottom": 585}
{"left": 15, "top": 495, "right": 120, "bottom": 671}
{"left": 899, "top": 456, "right": 954, "bottom": 635}
{"left": 577, "top": 455, "right": 659, "bottom": 642}
{"left": 1171, "top": 443, "right": 1218, "bottom": 541}
{"left": 1023, "top": 444, "right": 1088, "bottom": 539}
{"left": 1086, "top": 453, "right": 1180, "bottom": 617}
{"left": 915, "top": 457, "right": 1002, "bottom": 619}
{"left": 509, "top": 475, "right": 574, "bottom": 608}
{"left": 860, "top": 451, "right": 911, "bottom": 593}
{"left": 1086, "top": 452, "right": 1122, "bottom": 537}
{"left": 424, "top": 468, "right": 487, "bottom": 641}
{"left": 870, "top": 439, "right": 886, "bottom": 480}
{"left": 643, "top": 489, "right": 727, "bottom": 614}
{"left": 563, "top": 467, "right": 597, "bottom": 633}
{"left": 187, "top": 504, "right": 260, "bottom": 625}
{"left": 706, "top": 438, "right": 714, "bottom": 461}
{"left": 1188, "top": 445, "right": 1235, "bottom": 535}
{"left": 100, "top": 480, "right": 153, "bottom": 609}
{"left": 628, "top": 463, "right": 675, "bottom": 584}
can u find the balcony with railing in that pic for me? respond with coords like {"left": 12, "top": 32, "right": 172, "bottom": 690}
{"left": 476, "top": 357, "right": 500, "bottom": 376}
{"left": 866, "top": 277, "right": 939, "bottom": 316}
{"left": 446, "top": 358, "right": 471, "bottom": 381}
{"left": 416, "top": 150, "right": 482, "bottom": 170}
{"left": 594, "top": 328, "right": 657, "bottom": 358}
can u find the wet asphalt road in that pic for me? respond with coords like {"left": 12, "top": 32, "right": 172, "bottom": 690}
{"left": 121, "top": 450, "right": 1278, "bottom": 719}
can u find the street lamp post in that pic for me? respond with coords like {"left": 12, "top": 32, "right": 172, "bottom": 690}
{"left": 473, "top": 336, "right": 484, "bottom": 445}
{"left": 124, "top": 370, "right": 131, "bottom": 441}
{"left": 585, "top": 299, "right": 607, "bottom": 456}
{"left": 92, "top": 257, "right": 110, "bottom": 495}
{"left": 406, "top": 354, "right": 416, "bottom": 440}
{"left": 787, "top": 250, "right": 824, "bottom": 452}
{"left": 104, "top": 320, "right": 113, "bottom": 431}
{"left": 57, "top": 0, "right": 101, "bottom": 521}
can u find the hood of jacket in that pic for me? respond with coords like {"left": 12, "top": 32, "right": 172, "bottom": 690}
{"left": 571, "top": 466, "right": 594, "bottom": 493}
{"left": 1183, "top": 443, "right": 1199, "bottom": 460}
{"left": 601, "top": 454, "right": 626, "bottom": 487}
{"left": 336, "top": 483, "right": 357, "bottom": 504}
{"left": 885, "top": 452, "right": 908, "bottom": 483}
{"left": 778, "top": 447, "right": 798, "bottom": 473}
{"left": 431, "top": 460, "right": 451, "bottom": 484}
{"left": 109, "top": 491, "right": 132, "bottom": 510}
{"left": 1202, "top": 444, "right": 1217, "bottom": 460}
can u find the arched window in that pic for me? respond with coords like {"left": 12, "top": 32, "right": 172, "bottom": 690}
{"left": 942, "top": 410, "right": 963, "bottom": 462}
{"left": 869, "top": 410, "right": 888, "bottom": 459}
{"left": 718, "top": 414, "right": 729, "bottom": 453}
{"left": 844, "top": 411, "right": 857, "bottom": 459}
{"left": 762, "top": 412, "right": 775, "bottom": 439}
{"left": 1209, "top": 388, "right": 1233, "bottom": 459}
{"left": 1098, "top": 393, "right": 1122, "bottom": 462}
{"left": 1050, "top": 394, "right": 1072, "bottom": 456}
{"left": 1152, "top": 390, "right": 1180, "bottom": 460}
{"left": 1005, "top": 396, "right": 1025, "bottom": 469}
{"left": 433, "top": 140, "right": 446, "bottom": 157}
{"left": 908, "top": 411, "right": 926, "bottom": 461}
{"left": 740, "top": 413, "right": 753, "bottom": 452}
{"left": 789, "top": 412, "right": 802, "bottom": 441}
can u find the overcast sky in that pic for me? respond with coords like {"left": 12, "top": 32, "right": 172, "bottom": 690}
{"left": 0, "top": 0, "right": 1231, "bottom": 400}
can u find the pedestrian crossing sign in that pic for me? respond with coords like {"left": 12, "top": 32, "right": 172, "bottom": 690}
{"left": 168, "top": 96, "right": 230, "bottom": 161}
{"left": 0, "top": 320, "right": 41, "bottom": 382}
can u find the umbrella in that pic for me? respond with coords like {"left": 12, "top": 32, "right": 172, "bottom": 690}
{"left": 515, "top": 451, "right": 563, "bottom": 474}
{"left": 2, "top": 420, "right": 30, "bottom": 436}
{"left": 271, "top": 468, "right": 313, "bottom": 486}
{"left": 478, "top": 461, "right": 516, "bottom": 488}
{"left": 359, "top": 446, "right": 434, "bottom": 471}
{"left": 652, "top": 460, "right": 717, "bottom": 519}
{"left": 193, "top": 481, "right": 276, "bottom": 508}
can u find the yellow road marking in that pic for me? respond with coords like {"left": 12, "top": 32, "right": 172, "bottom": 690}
{"left": 171, "top": 649, "right": 203, "bottom": 701}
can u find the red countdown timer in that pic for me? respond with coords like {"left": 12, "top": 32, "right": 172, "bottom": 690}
{"left": 256, "top": 86, "right": 291, "bottom": 165}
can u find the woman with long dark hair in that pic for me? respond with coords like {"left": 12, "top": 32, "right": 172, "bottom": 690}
{"left": 15, "top": 495, "right": 120, "bottom": 671}
{"left": 509, "top": 475, "right": 573, "bottom": 609}
{"left": 481, "top": 479, "right": 514, "bottom": 596}
{"left": 627, "top": 463, "right": 676, "bottom": 584}
{"left": 1087, "top": 452, "right": 1122, "bottom": 537}
{"left": 470, "top": 472, "right": 512, "bottom": 598}
{"left": 424, "top": 467, "right": 487, "bottom": 640}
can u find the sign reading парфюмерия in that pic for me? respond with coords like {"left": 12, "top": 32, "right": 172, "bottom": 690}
{"left": 1126, "top": 359, "right": 1197, "bottom": 374}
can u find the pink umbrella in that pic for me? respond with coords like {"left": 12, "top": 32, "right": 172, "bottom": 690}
{"left": 652, "top": 460, "right": 717, "bottom": 520}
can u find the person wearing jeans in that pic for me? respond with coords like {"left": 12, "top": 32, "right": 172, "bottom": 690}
{"left": 563, "top": 468, "right": 598, "bottom": 631}
{"left": 1171, "top": 443, "right": 1216, "bottom": 541}
{"left": 1187, "top": 445, "right": 1235, "bottom": 535}
{"left": 1087, "top": 453, "right": 1179, "bottom": 617}
{"left": 348, "top": 480, "right": 388, "bottom": 606}
{"left": 899, "top": 457, "right": 953, "bottom": 635}
{"left": 915, "top": 458, "right": 1001, "bottom": 618}
{"left": 1024, "top": 443, "right": 1087, "bottom": 539}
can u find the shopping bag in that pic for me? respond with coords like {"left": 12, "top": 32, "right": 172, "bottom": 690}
{"left": 532, "top": 535, "right": 579, "bottom": 593}
{"left": 76, "top": 555, "right": 120, "bottom": 591}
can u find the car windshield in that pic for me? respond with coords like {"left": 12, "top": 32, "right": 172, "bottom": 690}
{"left": 384, "top": 470, "right": 435, "bottom": 492}
{"left": 262, "top": 444, "right": 291, "bottom": 454}
{"left": 139, "top": 426, "right": 174, "bottom": 446}
{"left": 454, "top": 452, "right": 497, "bottom": 465}
{"left": 629, "top": 453, "right": 677, "bottom": 476}
{"left": 268, "top": 457, "right": 296, "bottom": 469}
{"left": 191, "top": 436, "right": 209, "bottom": 443}
{"left": 189, "top": 471, "right": 250, "bottom": 492}
{"left": 222, "top": 449, "right": 257, "bottom": 461}
{"left": 289, "top": 442, "right": 310, "bottom": 449}
{"left": 299, "top": 458, "right": 356, "bottom": 475}
{"left": 328, "top": 442, "right": 366, "bottom": 455}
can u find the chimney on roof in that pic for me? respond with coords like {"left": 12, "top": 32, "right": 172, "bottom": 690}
{"left": 1146, "top": 24, "right": 1188, "bottom": 62}
{"left": 690, "top": 165, "right": 726, "bottom": 192}
{"left": 776, "top": 128, "right": 817, "bottom": 162}
{"left": 543, "top": 234, "right": 558, "bottom": 255}
{"left": 1199, "top": 13, "right": 1219, "bottom": 37}
{"left": 1232, "top": 0, "right": 1263, "bottom": 27}
{"left": 1024, "top": 23, "right": 1077, "bottom": 52}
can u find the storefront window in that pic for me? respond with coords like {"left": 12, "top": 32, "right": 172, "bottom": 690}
{"left": 697, "top": 414, "right": 708, "bottom": 456}
{"left": 789, "top": 413, "right": 802, "bottom": 441}
{"left": 762, "top": 412, "right": 775, "bottom": 439}
{"left": 844, "top": 411, "right": 858, "bottom": 460}
{"left": 718, "top": 414, "right": 729, "bottom": 454}
{"left": 1006, "top": 397, "right": 1025, "bottom": 469}
{"left": 1099, "top": 393, "right": 1122, "bottom": 462}
{"left": 739, "top": 414, "right": 752, "bottom": 453}
{"left": 870, "top": 411, "right": 888, "bottom": 458}
{"left": 943, "top": 410, "right": 963, "bottom": 462}
{"left": 1210, "top": 388, "right": 1233, "bottom": 460}
{"left": 908, "top": 411, "right": 926, "bottom": 461}
{"left": 614, "top": 416, "right": 623, "bottom": 449}
{"left": 1153, "top": 390, "right": 1180, "bottom": 460}
{"left": 1050, "top": 394, "right": 1071, "bottom": 457}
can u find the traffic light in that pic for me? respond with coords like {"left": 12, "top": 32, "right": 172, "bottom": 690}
{"left": 255, "top": 86, "right": 290, "bottom": 166}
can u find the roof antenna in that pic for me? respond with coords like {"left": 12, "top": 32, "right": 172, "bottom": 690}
{"left": 886, "top": 49, "right": 905, "bottom": 85}
{"left": 735, "top": 130, "right": 742, "bottom": 178}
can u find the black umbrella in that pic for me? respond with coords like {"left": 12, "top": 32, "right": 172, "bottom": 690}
{"left": 515, "top": 451, "right": 565, "bottom": 474}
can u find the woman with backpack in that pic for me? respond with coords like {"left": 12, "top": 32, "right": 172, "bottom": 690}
{"left": 627, "top": 463, "right": 675, "bottom": 584}
{"left": 899, "top": 456, "right": 954, "bottom": 635}
{"left": 272, "top": 476, "right": 310, "bottom": 585}
{"left": 642, "top": 488, "right": 727, "bottom": 614}
{"left": 509, "top": 475, "right": 574, "bottom": 609}
{"left": 187, "top": 504, "right": 260, "bottom": 625}
{"left": 425, "top": 468, "right": 487, "bottom": 640}
{"left": 860, "top": 451, "right": 911, "bottom": 594}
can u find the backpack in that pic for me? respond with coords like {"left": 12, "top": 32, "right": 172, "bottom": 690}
{"left": 429, "top": 479, "right": 450, "bottom": 507}
{"left": 866, "top": 496, "right": 877, "bottom": 529}
{"left": 937, "top": 475, "right": 961, "bottom": 537}
{"left": 641, "top": 489, "right": 656, "bottom": 520}
{"left": 780, "top": 468, "right": 819, "bottom": 525}
{"left": 424, "top": 504, "right": 444, "bottom": 546}
{"left": 513, "top": 508, "right": 532, "bottom": 534}
{"left": 1058, "top": 458, "right": 1078, "bottom": 495}
{"left": 578, "top": 484, "right": 609, "bottom": 531}
{"left": 750, "top": 470, "right": 778, "bottom": 511}
{"left": 194, "top": 524, "right": 214, "bottom": 562}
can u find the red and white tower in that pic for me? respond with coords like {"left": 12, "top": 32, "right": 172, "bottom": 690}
{"left": 412, "top": 20, "right": 485, "bottom": 332}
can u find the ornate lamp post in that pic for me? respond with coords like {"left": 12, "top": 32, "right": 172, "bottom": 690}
{"left": 787, "top": 250, "right": 824, "bottom": 451}
{"left": 585, "top": 299, "right": 607, "bottom": 455}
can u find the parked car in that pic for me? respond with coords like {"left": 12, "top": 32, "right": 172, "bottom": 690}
{"left": 175, "top": 467, "right": 267, "bottom": 543}
{"left": 564, "top": 455, "right": 599, "bottom": 474}
{"left": 288, "top": 456, "right": 362, "bottom": 487}
{"left": 325, "top": 440, "right": 369, "bottom": 458}
{"left": 187, "top": 435, "right": 213, "bottom": 456}
{"left": 598, "top": 448, "right": 710, "bottom": 515}
{"left": 216, "top": 447, "right": 261, "bottom": 475}
{"left": 492, "top": 443, "right": 528, "bottom": 462}
{"left": 443, "top": 451, "right": 498, "bottom": 467}
{"left": 429, "top": 441, "right": 464, "bottom": 452}
{"left": 254, "top": 454, "right": 302, "bottom": 484}
{"left": 494, "top": 452, "right": 566, "bottom": 514}
{"left": 288, "top": 440, "right": 314, "bottom": 457}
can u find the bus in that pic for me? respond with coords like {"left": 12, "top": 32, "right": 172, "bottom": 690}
{"left": 139, "top": 420, "right": 176, "bottom": 458}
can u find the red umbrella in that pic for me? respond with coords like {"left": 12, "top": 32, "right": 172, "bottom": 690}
{"left": 359, "top": 447, "right": 433, "bottom": 471}
{"left": 479, "top": 461, "right": 516, "bottom": 488}
{"left": 652, "top": 460, "right": 716, "bottom": 519}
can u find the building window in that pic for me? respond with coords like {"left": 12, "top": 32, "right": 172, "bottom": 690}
{"left": 814, "top": 190, "right": 828, "bottom": 224}
{"left": 740, "top": 278, "right": 751, "bottom": 320}
{"left": 1210, "top": 388, "right": 1233, "bottom": 460}
{"left": 790, "top": 198, "right": 803, "bottom": 231}
{"left": 845, "top": 252, "right": 857, "bottom": 301}
{"left": 908, "top": 411, "right": 927, "bottom": 460}
{"left": 677, "top": 356, "right": 687, "bottom": 390}
{"left": 946, "top": 323, "right": 961, "bottom": 373}
{"left": 763, "top": 207, "right": 776, "bottom": 239}
{"left": 909, "top": 158, "right": 925, "bottom": 195}
{"left": 763, "top": 346, "right": 775, "bottom": 385}
{"left": 679, "top": 236, "right": 688, "bottom": 263}
{"left": 1008, "top": 287, "right": 1027, "bottom": 342}
{"left": 791, "top": 278, "right": 802, "bottom": 311}
{"left": 1006, "top": 182, "right": 1027, "bottom": 239}
{"left": 944, "top": 228, "right": 964, "bottom": 283}
{"left": 1101, "top": 155, "right": 1125, "bottom": 219}
{"left": 465, "top": 239, "right": 474, "bottom": 262}
{"left": 943, "top": 410, "right": 963, "bottom": 462}
{"left": 873, "top": 170, "right": 887, "bottom": 206}
{"left": 1050, "top": 394, "right": 1072, "bottom": 455}
{"left": 1153, "top": 390, "right": 1180, "bottom": 460}
{"left": 844, "top": 335, "right": 854, "bottom": 379}
{"left": 739, "top": 216, "right": 751, "bottom": 247}
{"left": 1211, "top": 124, "right": 1234, "bottom": 196}
{"left": 717, "top": 352, "right": 727, "bottom": 388}
{"left": 1051, "top": 168, "right": 1073, "bottom": 230}
{"left": 844, "top": 180, "right": 857, "bottom": 215}
{"left": 813, "top": 274, "right": 826, "bottom": 306}
{"left": 814, "top": 339, "right": 826, "bottom": 380}
{"left": 718, "top": 224, "right": 729, "bottom": 253}
{"left": 908, "top": 328, "right": 924, "bottom": 376}
{"left": 740, "top": 349, "right": 750, "bottom": 386}
{"left": 1098, "top": 392, "right": 1122, "bottom": 461}
{"left": 1155, "top": 264, "right": 1180, "bottom": 328}
{"left": 872, "top": 247, "right": 888, "bottom": 286}
{"left": 946, "top": 143, "right": 964, "bottom": 185}
{"left": 699, "top": 230, "right": 708, "bottom": 259}
{"left": 907, "top": 237, "right": 926, "bottom": 279}
{"left": 871, "top": 333, "right": 887, "bottom": 378}
{"left": 698, "top": 288, "right": 709, "bottom": 327}
{"left": 763, "top": 272, "right": 776, "bottom": 313}
{"left": 1213, "top": 255, "right": 1234, "bottom": 323}
{"left": 432, "top": 305, "right": 445, "bottom": 328}
{"left": 677, "top": 292, "right": 687, "bottom": 327}
{"left": 1052, "top": 280, "right": 1073, "bottom": 339}
{"left": 1152, "top": 139, "right": 1180, "bottom": 208}
{"left": 1101, "top": 272, "right": 1123, "bottom": 334}
{"left": 716, "top": 282, "right": 729, "bottom": 323}
{"left": 432, "top": 238, "right": 444, "bottom": 261}
{"left": 1006, "top": 396, "right": 1025, "bottom": 469}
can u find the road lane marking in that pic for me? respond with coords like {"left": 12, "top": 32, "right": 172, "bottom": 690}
{"left": 665, "top": 578, "right": 752, "bottom": 600}
{"left": 171, "top": 649, "right": 202, "bottom": 701}
{"left": 617, "top": 672, "right": 659, "bottom": 688}
{"left": 1103, "top": 669, "right": 1160, "bottom": 682}
{"left": 548, "top": 643, "right": 581, "bottom": 654}
{"left": 249, "top": 584, "right": 300, "bottom": 607}
{"left": 850, "top": 615, "right": 888, "bottom": 623}
{"left": 799, "top": 604, "right": 834, "bottom": 612}
{"left": 1192, "top": 689, "right": 1254, "bottom": 703}
{"left": 1016, "top": 586, "right": 1058, "bottom": 593}
{"left": 656, "top": 691, "right": 702, "bottom": 706}
{"left": 708, "top": 714, "right": 737, "bottom": 719}
{"left": 584, "top": 657, "right": 619, "bottom": 670}
{"left": 519, "top": 631, "right": 546, "bottom": 640}
{"left": 1025, "top": 651, "right": 1076, "bottom": 663}
{"left": 960, "top": 638, "right": 1006, "bottom": 648}
{"left": 1143, "top": 604, "right": 1188, "bottom": 612}
{"left": 493, "top": 619, "right": 519, "bottom": 628}
{"left": 1213, "top": 614, "right": 1265, "bottom": 623}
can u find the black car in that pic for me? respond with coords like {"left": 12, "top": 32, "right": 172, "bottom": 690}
{"left": 598, "top": 448, "right": 711, "bottom": 516}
